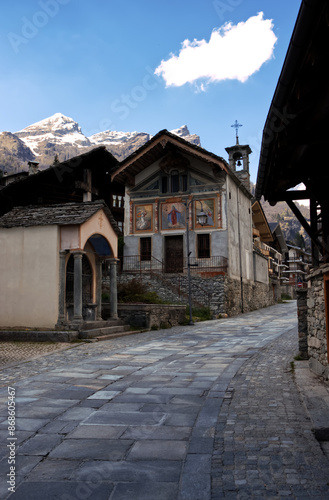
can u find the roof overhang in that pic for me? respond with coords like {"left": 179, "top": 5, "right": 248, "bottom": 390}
{"left": 252, "top": 200, "right": 273, "bottom": 243}
{"left": 256, "top": 0, "right": 329, "bottom": 205}
{"left": 111, "top": 129, "right": 230, "bottom": 184}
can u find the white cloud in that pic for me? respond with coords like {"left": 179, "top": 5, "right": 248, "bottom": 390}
{"left": 154, "top": 12, "right": 277, "bottom": 88}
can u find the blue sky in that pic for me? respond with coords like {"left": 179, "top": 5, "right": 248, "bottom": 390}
{"left": 0, "top": 0, "right": 301, "bottom": 182}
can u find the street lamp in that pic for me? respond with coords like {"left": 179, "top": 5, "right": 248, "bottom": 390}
{"left": 186, "top": 200, "right": 208, "bottom": 325}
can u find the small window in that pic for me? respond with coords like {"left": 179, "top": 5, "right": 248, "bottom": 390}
{"left": 197, "top": 234, "right": 210, "bottom": 258}
{"left": 181, "top": 174, "right": 188, "bottom": 192}
{"left": 140, "top": 237, "right": 152, "bottom": 261}
{"left": 171, "top": 170, "right": 180, "bottom": 192}
{"left": 161, "top": 176, "right": 168, "bottom": 193}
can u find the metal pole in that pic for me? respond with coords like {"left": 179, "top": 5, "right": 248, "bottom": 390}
{"left": 186, "top": 201, "right": 194, "bottom": 325}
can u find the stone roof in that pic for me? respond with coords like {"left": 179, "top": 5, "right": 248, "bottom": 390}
{"left": 0, "top": 200, "right": 120, "bottom": 233}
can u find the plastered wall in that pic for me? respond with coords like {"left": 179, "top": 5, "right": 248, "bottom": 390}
{"left": 0, "top": 225, "right": 60, "bottom": 328}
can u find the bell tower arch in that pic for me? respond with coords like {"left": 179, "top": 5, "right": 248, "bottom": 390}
{"left": 225, "top": 120, "right": 252, "bottom": 192}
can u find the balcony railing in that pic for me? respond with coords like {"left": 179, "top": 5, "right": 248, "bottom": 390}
{"left": 119, "top": 255, "right": 228, "bottom": 275}
{"left": 185, "top": 256, "right": 228, "bottom": 274}
{"left": 119, "top": 255, "right": 164, "bottom": 274}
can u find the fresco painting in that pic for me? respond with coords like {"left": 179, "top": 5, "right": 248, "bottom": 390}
{"left": 135, "top": 204, "right": 153, "bottom": 232}
{"left": 161, "top": 202, "right": 186, "bottom": 230}
{"left": 195, "top": 199, "right": 216, "bottom": 229}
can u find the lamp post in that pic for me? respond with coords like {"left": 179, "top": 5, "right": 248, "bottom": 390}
{"left": 186, "top": 200, "right": 208, "bottom": 325}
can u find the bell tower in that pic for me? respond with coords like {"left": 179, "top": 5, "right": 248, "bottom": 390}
{"left": 225, "top": 120, "right": 252, "bottom": 192}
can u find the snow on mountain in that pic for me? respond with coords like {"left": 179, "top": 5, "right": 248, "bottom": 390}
{"left": 170, "top": 125, "right": 201, "bottom": 146}
{"left": 1, "top": 114, "right": 201, "bottom": 173}
{"left": 89, "top": 125, "right": 200, "bottom": 147}
{"left": 15, "top": 113, "right": 200, "bottom": 155}
{"left": 15, "top": 113, "right": 92, "bottom": 156}
{"left": 89, "top": 130, "right": 150, "bottom": 146}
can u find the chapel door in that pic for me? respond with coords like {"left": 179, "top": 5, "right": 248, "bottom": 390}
{"left": 165, "top": 235, "right": 183, "bottom": 273}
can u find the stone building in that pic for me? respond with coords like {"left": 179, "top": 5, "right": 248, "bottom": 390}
{"left": 112, "top": 129, "right": 275, "bottom": 316}
{"left": 0, "top": 148, "right": 122, "bottom": 331}
{"left": 256, "top": 0, "right": 329, "bottom": 378}
{"left": 0, "top": 201, "right": 119, "bottom": 329}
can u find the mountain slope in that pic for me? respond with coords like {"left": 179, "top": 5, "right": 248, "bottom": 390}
{"left": 0, "top": 113, "right": 201, "bottom": 173}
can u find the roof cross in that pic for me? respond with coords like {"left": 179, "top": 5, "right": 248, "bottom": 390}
{"left": 231, "top": 120, "right": 243, "bottom": 144}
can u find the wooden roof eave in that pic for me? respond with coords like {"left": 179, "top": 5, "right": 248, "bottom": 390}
{"left": 111, "top": 133, "right": 230, "bottom": 183}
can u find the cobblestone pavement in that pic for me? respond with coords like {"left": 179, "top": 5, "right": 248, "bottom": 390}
{"left": 0, "top": 302, "right": 328, "bottom": 500}
{"left": 0, "top": 342, "right": 74, "bottom": 371}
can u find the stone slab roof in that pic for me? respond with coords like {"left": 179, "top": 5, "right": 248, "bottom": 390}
{"left": 0, "top": 200, "right": 120, "bottom": 233}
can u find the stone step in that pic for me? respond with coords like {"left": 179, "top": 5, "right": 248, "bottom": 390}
{"left": 79, "top": 324, "right": 131, "bottom": 339}
{"left": 79, "top": 319, "right": 126, "bottom": 330}
{"left": 94, "top": 329, "right": 147, "bottom": 342}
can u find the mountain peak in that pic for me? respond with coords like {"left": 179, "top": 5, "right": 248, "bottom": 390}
{"left": 16, "top": 113, "right": 78, "bottom": 134}
{"left": 1, "top": 114, "right": 201, "bottom": 171}
{"left": 15, "top": 113, "right": 90, "bottom": 157}
{"left": 170, "top": 125, "right": 201, "bottom": 146}
{"left": 170, "top": 125, "right": 190, "bottom": 136}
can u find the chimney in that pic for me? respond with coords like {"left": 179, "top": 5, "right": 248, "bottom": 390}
{"left": 28, "top": 161, "right": 39, "bottom": 175}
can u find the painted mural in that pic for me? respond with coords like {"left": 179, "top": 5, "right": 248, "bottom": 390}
{"left": 195, "top": 199, "right": 216, "bottom": 229}
{"left": 135, "top": 204, "right": 153, "bottom": 232}
{"left": 161, "top": 202, "right": 186, "bottom": 230}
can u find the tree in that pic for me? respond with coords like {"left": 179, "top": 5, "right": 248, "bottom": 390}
{"left": 293, "top": 232, "right": 305, "bottom": 250}
{"left": 52, "top": 154, "right": 60, "bottom": 166}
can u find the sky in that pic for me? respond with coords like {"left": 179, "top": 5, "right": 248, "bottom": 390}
{"left": 0, "top": 0, "right": 302, "bottom": 183}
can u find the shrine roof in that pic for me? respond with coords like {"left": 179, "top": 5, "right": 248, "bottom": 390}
{"left": 0, "top": 200, "right": 120, "bottom": 233}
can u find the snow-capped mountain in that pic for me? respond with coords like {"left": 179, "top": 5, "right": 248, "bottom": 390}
{"left": 15, "top": 113, "right": 92, "bottom": 156}
{"left": 170, "top": 125, "right": 201, "bottom": 146}
{"left": 0, "top": 113, "right": 201, "bottom": 173}
{"left": 89, "top": 129, "right": 151, "bottom": 146}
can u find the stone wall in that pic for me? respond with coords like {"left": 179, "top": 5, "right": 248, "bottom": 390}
{"left": 296, "top": 289, "right": 308, "bottom": 358}
{"left": 116, "top": 272, "right": 226, "bottom": 316}
{"left": 117, "top": 303, "right": 186, "bottom": 329}
{"left": 224, "top": 277, "right": 276, "bottom": 316}
{"left": 307, "top": 265, "right": 329, "bottom": 380}
{"left": 112, "top": 272, "right": 277, "bottom": 318}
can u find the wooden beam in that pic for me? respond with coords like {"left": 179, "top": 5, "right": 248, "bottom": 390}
{"left": 286, "top": 199, "right": 324, "bottom": 255}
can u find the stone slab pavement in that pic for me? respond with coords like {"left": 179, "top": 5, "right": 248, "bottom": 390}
{"left": 0, "top": 301, "right": 329, "bottom": 499}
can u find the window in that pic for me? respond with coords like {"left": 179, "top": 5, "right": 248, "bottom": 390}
{"left": 171, "top": 170, "right": 180, "bottom": 192}
{"left": 161, "top": 171, "right": 188, "bottom": 194}
{"left": 140, "top": 237, "right": 152, "bottom": 261}
{"left": 197, "top": 234, "right": 210, "bottom": 258}
{"left": 161, "top": 176, "right": 168, "bottom": 194}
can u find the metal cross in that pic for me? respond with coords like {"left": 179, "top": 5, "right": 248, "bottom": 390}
{"left": 231, "top": 120, "right": 243, "bottom": 142}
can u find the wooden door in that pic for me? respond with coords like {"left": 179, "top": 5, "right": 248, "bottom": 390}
{"left": 165, "top": 235, "right": 183, "bottom": 273}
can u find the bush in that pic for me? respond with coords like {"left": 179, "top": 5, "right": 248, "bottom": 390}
{"left": 281, "top": 293, "right": 292, "bottom": 301}
{"left": 117, "top": 278, "right": 165, "bottom": 304}
{"left": 186, "top": 305, "right": 212, "bottom": 322}
{"left": 102, "top": 292, "right": 110, "bottom": 302}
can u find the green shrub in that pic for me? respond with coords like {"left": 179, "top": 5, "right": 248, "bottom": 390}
{"left": 117, "top": 278, "right": 165, "bottom": 304}
{"left": 186, "top": 305, "right": 212, "bottom": 322}
{"left": 102, "top": 292, "right": 110, "bottom": 302}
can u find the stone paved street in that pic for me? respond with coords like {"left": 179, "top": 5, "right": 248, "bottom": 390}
{"left": 0, "top": 342, "right": 74, "bottom": 370}
{"left": 0, "top": 302, "right": 329, "bottom": 499}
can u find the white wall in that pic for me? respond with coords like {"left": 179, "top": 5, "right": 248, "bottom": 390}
{"left": 226, "top": 176, "right": 253, "bottom": 281}
{"left": 253, "top": 252, "right": 269, "bottom": 284}
{"left": 0, "top": 226, "right": 60, "bottom": 328}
